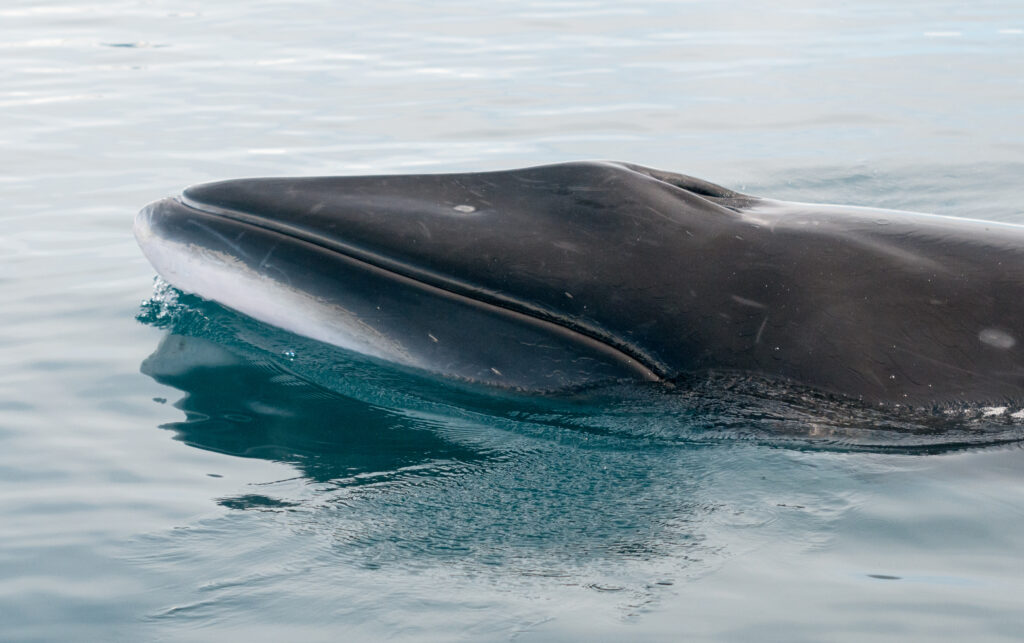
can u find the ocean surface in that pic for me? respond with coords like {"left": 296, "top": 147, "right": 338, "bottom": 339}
{"left": 2, "top": 0, "right": 1024, "bottom": 640}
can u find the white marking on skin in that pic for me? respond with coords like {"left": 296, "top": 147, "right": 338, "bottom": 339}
{"left": 137, "top": 233, "right": 415, "bottom": 366}
{"left": 258, "top": 241, "right": 280, "bottom": 269}
{"left": 490, "top": 367, "right": 502, "bottom": 376}
{"left": 643, "top": 206, "right": 675, "bottom": 223}
{"left": 186, "top": 219, "right": 252, "bottom": 260}
{"left": 1011, "top": 409, "right": 1024, "bottom": 420}
{"left": 982, "top": 406, "right": 1008, "bottom": 417}
{"left": 428, "top": 333, "right": 439, "bottom": 343}
{"left": 979, "top": 328, "right": 1016, "bottom": 350}
{"left": 755, "top": 317, "right": 767, "bottom": 344}
{"left": 740, "top": 202, "right": 956, "bottom": 273}
{"left": 554, "top": 240, "right": 582, "bottom": 254}
{"left": 731, "top": 295, "right": 766, "bottom": 309}
{"left": 888, "top": 343, "right": 984, "bottom": 377}
{"left": 453, "top": 204, "right": 476, "bottom": 213}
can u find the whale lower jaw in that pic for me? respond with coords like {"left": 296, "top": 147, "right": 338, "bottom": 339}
{"left": 134, "top": 198, "right": 660, "bottom": 390}
{"left": 135, "top": 207, "right": 415, "bottom": 365}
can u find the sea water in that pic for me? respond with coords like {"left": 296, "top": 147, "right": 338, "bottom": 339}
{"left": 2, "top": 1, "right": 1023, "bottom": 640}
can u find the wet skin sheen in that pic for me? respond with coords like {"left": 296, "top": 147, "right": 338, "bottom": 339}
{"left": 134, "top": 161, "right": 1024, "bottom": 405}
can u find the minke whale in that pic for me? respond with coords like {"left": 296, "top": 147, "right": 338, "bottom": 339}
{"left": 134, "top": 161, "right": 1024, "bottom": 406}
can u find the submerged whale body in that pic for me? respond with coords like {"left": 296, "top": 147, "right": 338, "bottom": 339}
{"left": 134, "top": 161, "right": 1024, "bottom": 405}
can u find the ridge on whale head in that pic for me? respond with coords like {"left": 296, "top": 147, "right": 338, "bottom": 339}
{"left": 134, "top": 161, "right": 1024, "bottom": 406}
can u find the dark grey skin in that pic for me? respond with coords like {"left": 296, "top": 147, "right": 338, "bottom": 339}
{"left": 135, "top": 161, "right": 1024, "bottom": 406}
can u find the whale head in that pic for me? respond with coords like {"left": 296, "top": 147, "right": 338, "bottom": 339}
{"left": 135, "top": 161, "right": 751, "bottom": 390}
{"left": 136, "top": 160, "right": 1024, "bottom": 405}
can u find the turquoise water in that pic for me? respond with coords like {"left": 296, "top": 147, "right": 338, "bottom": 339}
{"left": 3, "top": 0, "right": 1024, "bottom": 640}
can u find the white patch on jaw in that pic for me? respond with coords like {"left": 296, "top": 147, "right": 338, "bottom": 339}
{"left": 137, "top": 233, "right": 417, "bottom": 366}
{"left": 730, "top": 295, "right": 766, "bottom": 309}
{"left": 978, "top": 328, "right": 1016, "bottom": 350}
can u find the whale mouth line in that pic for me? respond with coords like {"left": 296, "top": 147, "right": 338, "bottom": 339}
{"left": 174, "top": 194, "right": 671, "bottom": 380}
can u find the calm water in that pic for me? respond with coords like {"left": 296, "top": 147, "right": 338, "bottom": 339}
{"left": 3, "top": 0, "right": 1024, "bottom": 640}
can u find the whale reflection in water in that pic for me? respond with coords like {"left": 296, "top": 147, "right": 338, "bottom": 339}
{"left": 141, "top": 332, "right": 489, "bottom": 489}
{"left": 135, "top": 290, "right": 1024, "bottom": 611}
{"left": 137, "top": 317, "right": 732, "bottom": 586}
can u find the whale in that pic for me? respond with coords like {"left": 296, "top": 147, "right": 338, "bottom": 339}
{"left": 134, "top": 161, "right": 1024, "bottom": 406}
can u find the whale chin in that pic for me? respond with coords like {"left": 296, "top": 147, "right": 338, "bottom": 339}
{"left": 136, "top": 161, "right": 1024, "bottom": 406}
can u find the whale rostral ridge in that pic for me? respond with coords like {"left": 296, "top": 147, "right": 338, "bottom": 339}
{"left": 134, "top": 161, "right": 1024, "bottom": 405}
